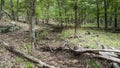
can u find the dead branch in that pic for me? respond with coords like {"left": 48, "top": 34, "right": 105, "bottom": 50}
{"left": 0, "top": 40, "right": 57, "bottom": 68}
{"left": 93, "top": 54, "right": 120, "bottom": 63}
{"left": 45, "top": 46, "right": 120, "bottom": 64}
{"left": 75, "top": 49, "right": 120, "bottom": 53}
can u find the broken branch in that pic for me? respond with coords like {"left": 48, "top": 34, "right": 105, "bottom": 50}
{"left": 0, "top": 40, "right": 56, "bottom": 68}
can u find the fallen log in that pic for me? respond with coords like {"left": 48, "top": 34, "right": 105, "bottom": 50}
{"left": 0, "top": 40, "right": 56, "bottom": 68}
{"left": 100, "top": 45, "right": 120, "bottom": 68}
{"left": 75, "top": 49, "right": 120, "bottom": 53}
{"left": 92, "top": 54, "right": 120, "bottom": 63}
{"left": 42, "top": 46, "right": 120, "bottom": 64}
{"left": 74, "top": 47, "right": 120, "bottom": 64}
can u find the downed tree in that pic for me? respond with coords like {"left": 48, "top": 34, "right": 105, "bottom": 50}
{"left": 75, "top": 49, "right": 120, "bottom": 53}
{"left": 99, "top": 45, "right": 120, "bottom": 68}
{"left": 61, "top": 43, "right": 120, "bottom": 54}
{"left": 42, "top": 45, "right": 120, "bottom": 64}
{"left": 73, "top": 48, "right": 120, "bottom": 64}
{"left": 92, "top": 54, "right": 120, "bottom": 63}
{"left": 1, "top": 39, "right": 120, "bottom": 67}
{"left": 0, "top": 40, "right": 56, "bottom": 68}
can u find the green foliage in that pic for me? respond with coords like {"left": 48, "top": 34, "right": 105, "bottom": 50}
{"left": 0, "top": 26, "right": 20, "bottom": 34}
{"left": 21, "top": 43, "right": 32, "bottom": 52}
{"left": 57, "top": 23, "right": 120, "bottom": 48}
{"left": 57, "top": 29, "right": 73, "bottom": 40}
{"left": 87, "top": 59, "right": 101, "bottom": 68}
{"left": 41, "top": 30, "right": 48, "bottom": 36}
{"left": 15, "top": 57, "right": 33, "bottom": 68}
{"left": 1, "top": 0, "right": 120, "bottom": 27}
{"left": 25, "top": 62, "right": 33, "bottom": 68}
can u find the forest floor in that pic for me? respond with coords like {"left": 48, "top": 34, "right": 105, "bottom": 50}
{"left": 0, "top": 19, "right": 119, "bottom": 68}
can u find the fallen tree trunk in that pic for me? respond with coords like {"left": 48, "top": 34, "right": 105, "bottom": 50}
{"left": 75, "top": 49, "right": 120, "bottom": 53}
{"left": 0, "top": 40, "right": 56, "bottom": 68}
{"left": 99, "top": 45, "right": 120, "bottom": 68}
{"left": 43, "top": 45, "right": 120, "bottom": 64}
{"left": 73, "top": 48, "right": 120, "bottom": 64}
{"left": 92, "top": 54, "right": 120, "bottom": 63}
{"left": 1, "top": 39, "right": 120, "bottom": 67}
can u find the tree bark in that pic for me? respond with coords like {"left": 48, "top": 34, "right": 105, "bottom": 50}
{"left": 57, "top": 0, "right": 63, "bottom": 29}
{"left": 16, "top": 0, "right": 19, "bottom": 21}
{"left": 93, "top": 54, "right": 120, "bottom": 63}
{"left": 74, "top": 0, "right": 78, "bottom": 36}
{"left": 45, "top": 0, "right": 50, "bottom": 24}
{"left": 96, "top": 0, "right": 100, "bottom": 28}
{"left": 114, "top": 7, "right": 118, "bottom": 28}
{"left": 75, "top": 49, "right": 120, "bottom": 53}
{"left": 10, "top": 0, "right": 15, "bottom": 20}
{"left": 26, "top": 0, "right": 36, "bottom": 49}
{"left": 0, "top": 0, "right": 4, "bottom": 19}
{"left": 104, "top": 0, "right": 108, "bottom": 29}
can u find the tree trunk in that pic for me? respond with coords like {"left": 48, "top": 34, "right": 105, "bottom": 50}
{"left": 57, "top": 0, "right": 63, "bottom": 29}
{"left": 27, "top": 0, "right": 36, "bottom": 49}
{"left": 104, "top": 0, "right": 108, "bottom": 29}
{"left": 16, "top": 0, "right": 19, "bottom": 21}
{"left": 74, "top": 0, "right": 78, "bottom": 36}
{"left": 96, "top": 0, "right": 100, "bottom": 28}
{"left": 114, "top": 7, "right": 117, "bottom": 28}
{"left": 10, "top": 0, "right": 15, "bottom": 20}
{"left": 0, "top": 0, "right": 4, "bottom": 19}
{"left": 45, "top": 0, "right": 50, "bottom": 24}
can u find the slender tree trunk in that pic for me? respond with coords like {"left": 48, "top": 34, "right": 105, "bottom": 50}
{"left": 0, "top": 0, "right": 4, "bottom": 19}
{"left": 16, "top": 0, "right": 19, "bottom": 21}
{"left": 96, "top": 0, "right": 100, "bottom": 28}
{"left": 64, "top": 8, "right": 67, "bottom": 28}
{"left": 74, "top": 0, "right": 78, "bottom": 36}
{"left": 46, "top": 1, "right": 50, "bottom": 24}
{"left": 27, "top": 0, "right": 36, "bottom": 49}
{"left": 57, "top": 0, "right": 63, "bottom": 29}
{"left": 114, "top": 7, "right": 117, "bottom": 28}
{"left": 31, "top": 0, "right": 36, "bottom": 49}
{"left": 10, "top": 0, "right": 15, "bottom": 20}
{"left": 104, "top": 0, "right": 108, "bottom": 29}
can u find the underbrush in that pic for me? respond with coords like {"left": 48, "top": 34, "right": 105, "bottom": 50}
{"left": 15, "top": 57, "right": 35, "bottom": 68}
{"left": 58, "top": 24, "right": 120, "bottom": 48}
{"left": 87, "top": 59, "right": 101, "bottom": 68}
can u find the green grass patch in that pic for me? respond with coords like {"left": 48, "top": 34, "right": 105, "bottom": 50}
{"left": 21, "top": 43, "right": 32, "bottom": 53}
{"left": 87, "top": 59, "right": 101, "bottom": 68}
{"left": 15, "top": 57, "right": 34, "bottom": 68}
{"left": 57, "top": 24, "right": 120, "bottom": 48}
{"left": 38, "top": 30, "right": 49, "bottom": 39}
{"left": 57, "top": 29, "right": 74, "bottom": 39}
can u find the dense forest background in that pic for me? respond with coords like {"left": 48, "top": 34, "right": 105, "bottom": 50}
{"left": 0, "top": 0, "right": 120, "bottom": 29}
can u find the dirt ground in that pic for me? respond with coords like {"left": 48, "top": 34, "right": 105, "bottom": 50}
{"left": 0, "top": 19, "right": 111, "bottom": 68}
